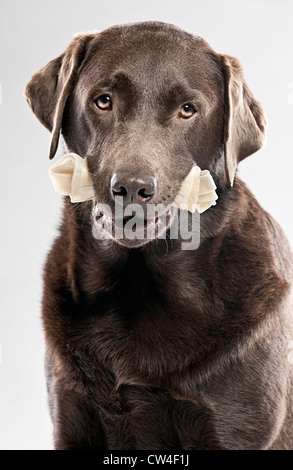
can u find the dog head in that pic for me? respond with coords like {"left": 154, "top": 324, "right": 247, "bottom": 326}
{"left": 25, "top": 22, "right": 266, "bottom": 247}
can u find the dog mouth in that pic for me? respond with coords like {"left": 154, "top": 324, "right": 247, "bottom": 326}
{"left": 92, "top": 204, "right": 175, "bottom": 246}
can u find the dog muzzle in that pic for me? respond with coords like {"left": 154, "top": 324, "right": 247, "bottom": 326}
{"left": 49, "top": 153, "right": 218, "bottom": 214}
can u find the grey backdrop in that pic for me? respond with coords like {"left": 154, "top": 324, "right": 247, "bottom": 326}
{"left": 1, "top": 0, "right": 293, "bottom": 450}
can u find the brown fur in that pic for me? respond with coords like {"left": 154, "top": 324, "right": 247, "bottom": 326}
{"left": 25, "top": 22, "right": 293, "bottom": 450}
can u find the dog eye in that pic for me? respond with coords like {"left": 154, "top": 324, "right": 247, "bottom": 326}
{"left": 179, "top": 104, "right": 196, "bottom": 119}
{"left": 95, "top": 94, "right": 112, "bottom": 111}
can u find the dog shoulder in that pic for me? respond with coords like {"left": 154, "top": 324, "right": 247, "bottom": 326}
{"left": 208, "top": 180, "right": 292, "bottom": 316}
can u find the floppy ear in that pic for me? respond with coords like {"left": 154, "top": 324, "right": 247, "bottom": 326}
{"left": 220, "top": 55, "right": 266, "bottom": 186}
{"left": 24, "top": 33, "right": 97, "bottom": 159}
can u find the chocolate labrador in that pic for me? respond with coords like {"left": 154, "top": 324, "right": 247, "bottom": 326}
{"left": 25, "top": 21, "right": 293, "bottom": 450}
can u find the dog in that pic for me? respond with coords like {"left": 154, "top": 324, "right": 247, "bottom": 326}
{"left": 25, "top": 21, "right": 293, "bottom": 450}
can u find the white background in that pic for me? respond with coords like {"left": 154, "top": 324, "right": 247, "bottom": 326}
{"left": 0, "top": 0, "right": 293, "bottom": 450}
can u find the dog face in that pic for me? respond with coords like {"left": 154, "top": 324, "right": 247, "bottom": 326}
{"left": 25, "top": 22, "right": 266, "bottom": 247}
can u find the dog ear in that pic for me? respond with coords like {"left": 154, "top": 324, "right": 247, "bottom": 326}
{"left": 24, "top": 33, "right": 96, "bottom": 159}
{"left": 220, "top": 54, "right": 266, "bottom": 186}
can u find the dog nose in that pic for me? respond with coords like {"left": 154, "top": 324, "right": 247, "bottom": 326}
{"left": 111, "top": 172, "right": 157, "bottom": 204}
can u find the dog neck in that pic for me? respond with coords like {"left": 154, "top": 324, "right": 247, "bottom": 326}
{"left": 60, "top": 180, "right": 241, "bottom": 304}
